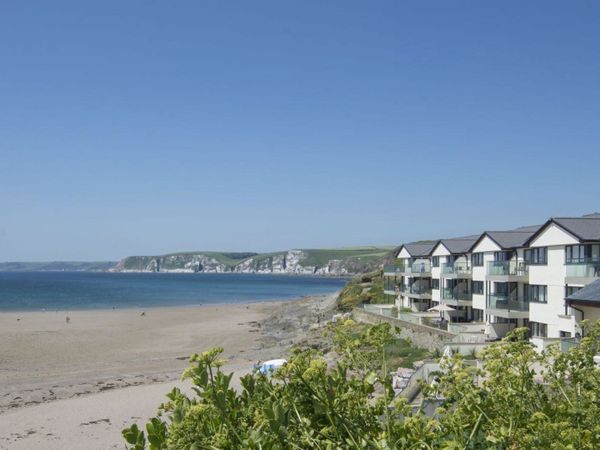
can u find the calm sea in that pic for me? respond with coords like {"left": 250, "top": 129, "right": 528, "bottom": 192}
{"left": 0, "top": 272, "right": 348, "bottom": 312}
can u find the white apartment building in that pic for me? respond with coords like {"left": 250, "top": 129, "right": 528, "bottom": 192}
{"left": 523, "top": 215, "right": 600, "bottom": 346}
{"left": 393, "top": 242, "right": 437, "bottom": 312}
{"left": 430, "top": 237, "right": 478, "bottom": 322}
{"left": 383, "top": 213, "right": 600, "bottom": 345}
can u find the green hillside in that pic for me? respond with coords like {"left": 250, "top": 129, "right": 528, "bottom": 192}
{"left": 298, "top": 247, "right": 394, "bottom": 268}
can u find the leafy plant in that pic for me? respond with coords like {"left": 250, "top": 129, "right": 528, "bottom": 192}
{"left": 124, "top": 321, "right": 600, "bottom": 449}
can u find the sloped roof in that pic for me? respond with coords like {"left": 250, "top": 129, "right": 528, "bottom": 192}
{"left": 437, "top": 237, "right": 479, "bottom": 254}
{"left": 469, "top": 229, "right": 539, "bottom": 252}
{"left": 566, "top": 279, "right": 600, "bottom": 304}
{"left": 512, "top": 224, "right": 543, "bottom": 232}
{"left": 525, "top": 216, "right": 600, "bottom": 245}
{"left": 401, "top": 241, "right": 438, "bottom": 257}
{"left": 553, "top": 218, "right": 600, "bottom": 241}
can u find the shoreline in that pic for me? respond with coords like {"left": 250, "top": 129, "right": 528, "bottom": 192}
{"left": 0, "top": 292, "right": 340, "bottom": 449}
{"left": 0, "top": 292, "right": 337, "bottom": 314}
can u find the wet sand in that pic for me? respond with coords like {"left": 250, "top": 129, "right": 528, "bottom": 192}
{"left": 0, "top": 293, "right": 338, "bottom": 449}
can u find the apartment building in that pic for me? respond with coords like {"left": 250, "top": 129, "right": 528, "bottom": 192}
{"left": 394, "top": 242, "right": 437, "bottom": 312}
{"left": 430, "top": 237, "right": 478, "bottom": 321}
{"left": 384, "top": 213, "right": 600, "bottom": 344}
{"left": 523, "top": 215, "right": 600, "bottom": 344}
{"left": 468, "top": 227, "right": 540, "bottom": 334}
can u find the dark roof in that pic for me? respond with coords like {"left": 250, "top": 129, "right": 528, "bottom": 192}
{"left": 526, "top": 217, "right": 600, "bottom": 245}
{"left": 400, "top": 241, "right": 438, "bottom": 257}
{"left": 582, "top": 212, "right": 600, "bottom": 219}
{"left": 566, "top": 279, "right": 600, "bottom": 304}
{"left": 469, "top": 229, "right": 539, "bottom": 252}
{"left": 437, "top": 237, "right": 479, "bottom": 254}
{"left": 512, "top": 224, "right": 543, "bottom": 232}
{"left": 553, "top": 218, "right": 600, "bottom": 241}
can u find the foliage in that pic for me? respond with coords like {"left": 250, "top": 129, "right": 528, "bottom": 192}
{"left": 336, "top": 270, "right": 384, "bottom": 311}
{"left": 124, "top": 321, "right": 600, "bottom": 449}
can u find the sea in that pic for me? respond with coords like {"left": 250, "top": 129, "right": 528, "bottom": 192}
{"left": 0, "top": 272, "right": 348, "bottom": 312}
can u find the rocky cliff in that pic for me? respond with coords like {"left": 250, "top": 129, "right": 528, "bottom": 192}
{"left": 111, "top": 247, "right": 393, "bottom": 276}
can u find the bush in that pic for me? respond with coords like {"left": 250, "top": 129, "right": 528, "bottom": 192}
{"left": 124, "top": 321, "right": 600, "bottom": 449}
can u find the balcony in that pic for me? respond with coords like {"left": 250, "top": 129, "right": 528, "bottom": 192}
{"left": 442, "top": 287, "right": 473, "bottom": 306}
{"left": 486, "top": 294, "right": 529, "bottom": 319}
{"left": 399, "top": 284, "right": 432, "bottom": 299}
{"left": 399, "top": 261, "right": 432, "bottom": 277}
{"left": 383, "top": 264, "right": 400, "bottom": 276}
{"left": 565, "top": 259, "right": 600, "bottom": 284}
{"left": 441, "top": 262, "right": 472, "bottom": 279}
{"left": 486, "top": 260, "right": 529, "bottom": 282}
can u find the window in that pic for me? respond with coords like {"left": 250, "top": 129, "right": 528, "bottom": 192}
{"left": 494, "top": 251, "right": 511, "bottom": 262}
{"left": 472, "top": 281, "right": 484, "bottom": 295}
{"left": 529, "top": 321, "right": 548, "bottom": 338}
{"left": 565, "top": 244, "right": 600, "bottom": 264}
{"left": 525, "top": 247, "right": 547, "bottom": 265}
{"left": 471, "top": 253, "right": 484, "bottom": 266}
{"left": 432, "top": 256, "right": 439, "bottom": 268}
{"left": 525, "top": 284, "right": 547, "bottom": 303}
{"left": 431, "top": 278, "right": 440, "bottom": 289}
{"left": 472, "top": 309, "right": 484, "bottom": 322}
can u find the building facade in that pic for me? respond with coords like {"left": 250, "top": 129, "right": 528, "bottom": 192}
{"left": 384, "top": 214, "right": 600, "bottom": 344}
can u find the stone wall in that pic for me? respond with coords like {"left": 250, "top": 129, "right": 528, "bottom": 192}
{"left": 352, "top": 308, "right": 457, "bottom": 350}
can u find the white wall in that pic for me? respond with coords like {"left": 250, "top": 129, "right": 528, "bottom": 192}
{"left": 529, "top": 223, "right": 579, "bottom": 247}
{"left": 528, "top": 245, "right": 568, "bottom": 338}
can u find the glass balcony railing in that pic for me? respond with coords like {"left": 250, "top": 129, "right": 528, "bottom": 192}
{"left": 565, "top": 259, "right": 600, "bottom": 278}
{"left": 400, "top": 284, "right": 432, "bottom": 296}
{"left": 383, "top": 264, "right": 399, "bottom": 274}
{"left": 399, "top": 262, "right": 431, "bottom": 275}
{"left": 441, "top": 262, "right": 472, "bottom": 276}
{"left": 486, "top": 261, "right": 528, "bottom": 277}
{"left": 487, "top": 294, "right": 529, "bottom": 311}
{"left": 442, "top": 287, "right": 472, "bottom": 301}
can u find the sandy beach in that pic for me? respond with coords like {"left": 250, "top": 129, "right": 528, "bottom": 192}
{"left": 0, "top": 293, "right": 337, "bottom": 449}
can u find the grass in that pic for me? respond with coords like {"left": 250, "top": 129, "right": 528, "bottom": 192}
{"left": 298, "top": 248, "right": 392, "bottom": 268}
{"left": 385, "top": 339, "right": 429, "bottom": 369}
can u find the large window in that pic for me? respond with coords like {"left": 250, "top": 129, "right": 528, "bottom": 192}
{"left": 524, "top": 247, "right": 547, "bottom": 265}
{"left": 565, "top": 244, "right": 600, "bottom": 264}
{"left": 529, "top": 321, "right": 548, "bottom": 338}
{"left": 431, "top": 278, "right": 440, "bottom": 289}
{"left": 471, "top": 253, "right": 484, "bottom": 266}
{"left": 432, "top": 256, "right": 439, "bottom": 268}
{"left": 472, "top": 281, "right": 484, "bottom": 295}
{"left": 494, "top": 251, "right": 511, "bottom": 262}
{"left": 525, "top": 284, "right": 547, "bottom": 303}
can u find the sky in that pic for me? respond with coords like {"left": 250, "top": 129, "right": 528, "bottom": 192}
{"left": 1, "top": 1, "right": 599, "bottom": 261}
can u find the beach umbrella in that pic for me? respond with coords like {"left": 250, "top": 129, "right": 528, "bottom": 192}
{"left": 428, "top": 304, "right": 456, "bottom": 313}
{"left": 428, "top": 304, "right": 456, "bottom": 320}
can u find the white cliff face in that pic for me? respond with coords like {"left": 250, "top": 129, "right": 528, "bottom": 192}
{"left": 315, "top": 260, "right": 349, "bottom": 276}
{"left": 284, "top": 250, "right": 316, "bottom": 274}
{"left": 115, "top": 250, "right": 356, "bottom": 275}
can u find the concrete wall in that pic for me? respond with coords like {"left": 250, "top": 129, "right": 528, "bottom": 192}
{"left": 352, "top": 308, "right": 457, "bottom": 350}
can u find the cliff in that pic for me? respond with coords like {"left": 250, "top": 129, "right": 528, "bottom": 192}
{"left": 111, "top": 247, "right": 394, "bottom": 276}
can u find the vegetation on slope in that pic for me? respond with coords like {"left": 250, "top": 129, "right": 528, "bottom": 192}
{"left": 336, "top": 270, "right": 384, "bottom": 311}
{"left": 298, "top": 247, "right": 394, "bottom": 268}
{"left": 123, "top": 320, "right": 600, "bottom": 449}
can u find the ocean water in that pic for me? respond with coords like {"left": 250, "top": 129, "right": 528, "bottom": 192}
{"left": 0, "top": 272, "right": 348, "bottom": 312}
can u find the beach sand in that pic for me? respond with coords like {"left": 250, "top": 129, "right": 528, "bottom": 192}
{"left": 0, "top": 293, "right": 338, "bottom": 449}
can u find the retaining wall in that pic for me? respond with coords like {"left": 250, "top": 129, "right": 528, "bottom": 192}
{"left": 352, "top": 308, "right": 457, "bottom": 350}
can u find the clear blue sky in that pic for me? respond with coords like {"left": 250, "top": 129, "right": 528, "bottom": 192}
{"left": 1, "top": 1, "right": 599, "bottom": 261}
